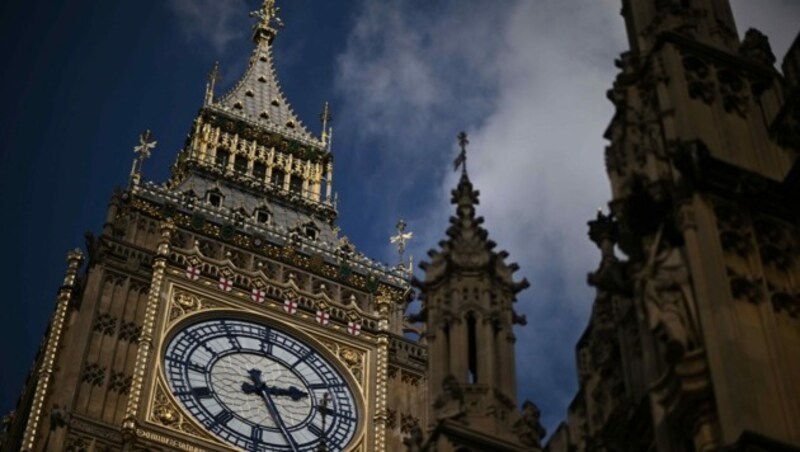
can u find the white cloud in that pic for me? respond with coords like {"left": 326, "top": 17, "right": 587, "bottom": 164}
{"left": 168, "top": 0, "right": 249, "bottom": 53}
{"left": 336, "top": 0, "right": 626, "bottom": 433}
{"left": 335, "top": 0, "right": 800, "bottom": 437}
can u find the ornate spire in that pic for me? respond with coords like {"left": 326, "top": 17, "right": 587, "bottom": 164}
{"left": 204, "top": 61, "right": 221, "bottom": 105}
{"left": 411, "top": 135, "right": 535, "bottom": 451}
{"left": 320, "top": 102, "right": 333, "bottom": 149}
{"left": 207, "top": 0, "right": 324, "bottom": 149}
{"left": 416, "top": 135, "right": 529, "bottom": 298}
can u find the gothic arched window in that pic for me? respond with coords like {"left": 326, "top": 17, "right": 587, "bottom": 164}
{"left": 215, "top": 148, "right": 230, "bottom": 168}
{"left": 467, "top": 312, "right": 478, "bottom": 383}
{"left": 234, "top": 154, "right": 248, "bottom": 173}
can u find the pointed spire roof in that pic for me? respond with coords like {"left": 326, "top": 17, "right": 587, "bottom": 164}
{"left": 417, "top": 172, "right": 529, "bottom": 294}
{"left": 208, "top": 0, "right": 324, "bottom": 150}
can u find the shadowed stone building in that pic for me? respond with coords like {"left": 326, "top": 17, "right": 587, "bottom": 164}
{"left": 546, "top": 0, "right": 800, "bottom": 451}
{"left": 1, "top": 0, "right": 799, "bottom": 451}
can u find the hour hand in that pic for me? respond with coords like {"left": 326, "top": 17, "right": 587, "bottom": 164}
{"left": 241, "top": 381, "right": 259, "bottom": 394}
{"left": 266, "top": 385, "right": 308, "bottom": 401}
{"left": 242, "top": 368, "right": 266, "bottom": 394}
{"left": 240, "top": 368, "right": 308, "bottom": 401}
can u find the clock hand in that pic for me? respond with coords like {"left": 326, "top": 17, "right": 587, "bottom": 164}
{"left": 242, "top": 370, "right": 308, "bottom": 402}
{"left": 242, "top": 368, "right": 301, "bottom": 452}
{"left": 265, "top": 385, "right": 308, "bottom": 401}
{"left": 243, "top": 382, "right": 309, "bottom": 401}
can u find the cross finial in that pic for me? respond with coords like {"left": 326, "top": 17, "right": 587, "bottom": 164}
{"left": 454, "top": 131, "right": 469, "bottom": 175}
{"left": 390, "top": 220, "right": 414, "bottom": 271}
{"left": 134, "top": 130, "right": 157, "bottom": 160}
{"left": 130, "top": 130, "right": 157, "bottom": 187}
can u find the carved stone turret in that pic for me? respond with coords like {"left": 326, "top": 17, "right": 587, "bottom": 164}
{"left": 412, "top": 170, "right": 540, "bottom": 451}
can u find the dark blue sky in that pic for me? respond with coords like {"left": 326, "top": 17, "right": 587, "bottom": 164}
{"left": 2, "top": 0, "right": 798, "bottom": 435}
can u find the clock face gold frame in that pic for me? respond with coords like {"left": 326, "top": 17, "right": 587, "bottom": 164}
{"left": 149, "top": 285, "right": 371, "bottom": 451}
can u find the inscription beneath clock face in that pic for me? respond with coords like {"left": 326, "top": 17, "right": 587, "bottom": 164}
{"left": 164, "top": 318, "right": 359, "bottom": 451}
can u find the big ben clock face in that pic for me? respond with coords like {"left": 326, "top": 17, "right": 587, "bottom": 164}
{"left": 164, "top": 318, "right": 360, "bottom": 451}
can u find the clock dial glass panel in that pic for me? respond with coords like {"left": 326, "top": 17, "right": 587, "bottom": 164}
{"left": 164, "top": 318, "right": 359, "bottom": 451}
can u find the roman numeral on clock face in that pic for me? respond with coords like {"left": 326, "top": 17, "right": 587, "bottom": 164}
{"left": 192, "top": 387, "right": 212, "bottom": 398}
{"left": 214, "top": 410, "right": 234, "bottom": 426}
{"left": 308, "top": 422, "right": 324, "bottom": 437}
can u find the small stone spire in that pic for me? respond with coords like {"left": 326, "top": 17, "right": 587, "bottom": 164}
{"left": 411, "top": 135, "right": 535, "bottom": 451}
{"left": 320, "top": 102, "right": 333, "bottom": 149}
{"left": 204, "top": 61, "right": 221, "bottom": 105}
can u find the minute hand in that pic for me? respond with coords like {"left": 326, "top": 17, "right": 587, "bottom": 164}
{"left": 242, "top": 369, "right": 300, "bottom": 452}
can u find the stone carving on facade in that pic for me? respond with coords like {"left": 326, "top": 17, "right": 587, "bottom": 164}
{"left": 386, "top": 408, "right": 397, "bottom": 430}
{"left": 740, "top": 28, "right": 777, "bottom": 67}
{"left": 118, "top": 321, "right": 143, "bottom": 343}
{"left": 639, "top": 226, "right": 699, "bottom": 364}
{"left": 717, "top": 68, "right": 750, "bottom": 117}
{"left": 771, "top": 291, "right": 800, "bottom": 318}
{"left": 340, "top": 346, "right": 364, "bottom": 383}
{"left": 65, "top": 435, "right": 90, "bottom": 452}
{"left": 0, "top": 411, "right": 12, "bottom": 447}
{"left": 727, "top": 267, "right": 764, "bottom": 304}
{"left": 82, "top": 363, "right": 107, "bottom": 387}
{"left": 714, "top": 204, "right": 753, "bottom": 259}
{"left": 401, "top": 370, "right": 421, "bottom": 387}
{"left": 150, "top": 382, "right": 216, "bottom": 443}
{"left": 754, "top": 218, "right": 796, "bottom": 271}
{"left": 588, "top": 211, "right": 631, "bottom": 296}
{"left": 169, "top": 290, "right": 203, "bottom": 322}
{"left": 433, "top": 375, "right": 466, "bottom": 423}
{"left": 93, "top": 312, "right": 118, "bottom": 336}
{"left": 403, "top": 423, "right": 424, "bottom": 452}
{"left": 108, "top": 371, "right": 133, "bottom": 395}
{"left": 400, "top": 412, "right": 421, "bottom": 435}
{"left": 683, "top": 56, "right": 715, "bottom": 105}
{"left": 513, "top": 400, "right": 546, "bottom": 448}
{"left": 49, "top": 404, "right": 70, "bottom": 431}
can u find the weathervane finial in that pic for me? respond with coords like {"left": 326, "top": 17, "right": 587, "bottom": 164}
{"left": 250, "top": 0, "right": 284, "bottom": 44}
{"left": 454, "top": 131, "right": 469, "bottom": 175}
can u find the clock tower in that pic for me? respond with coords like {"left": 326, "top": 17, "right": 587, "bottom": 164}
{"left": 2, "top": 1, "right": 427, "bottom": 450}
